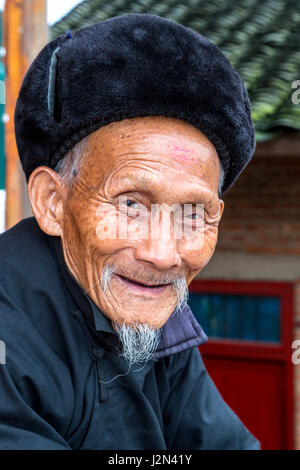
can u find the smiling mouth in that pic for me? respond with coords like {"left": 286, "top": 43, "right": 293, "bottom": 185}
{"left": 115, "top": 274, "right": 172, "bottom": 294}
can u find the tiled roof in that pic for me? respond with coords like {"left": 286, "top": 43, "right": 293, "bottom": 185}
{"left": 51, "top": 0, "right": 300, "bottom": 142}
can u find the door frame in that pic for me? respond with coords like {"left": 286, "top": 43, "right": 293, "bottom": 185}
{"left": 189, "top": 279, "right": 294, "bottom": 449}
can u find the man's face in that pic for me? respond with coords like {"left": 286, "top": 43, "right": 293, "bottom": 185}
{"left": 60, "top": 116, "right": 224, "bottom": 329}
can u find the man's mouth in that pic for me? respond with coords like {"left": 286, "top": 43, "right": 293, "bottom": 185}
{"left": 115, "top": 274, "right": 172, "bottom": 294}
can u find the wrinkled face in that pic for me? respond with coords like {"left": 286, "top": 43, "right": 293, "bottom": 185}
{"left": 60, "top": 116, "right": 224, "bottom": 329}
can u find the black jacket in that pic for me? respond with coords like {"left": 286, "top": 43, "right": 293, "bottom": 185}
{"left": 0, "top": 217, "right": 260, "bottom": 450}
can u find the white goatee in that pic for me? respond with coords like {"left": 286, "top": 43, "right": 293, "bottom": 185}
{"left": 112, "top": 322, "right": 162, "bottom": 366}
{"left": 100, "top": 264, "right": 189, "bottom": 365}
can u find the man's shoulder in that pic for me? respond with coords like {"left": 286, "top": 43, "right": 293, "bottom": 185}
{"left": 0, "top": 217, "right": 50, "bottom": 264}
{"left": 0, "top": 217, "right": 81, "bottom": 364}
{"left": 0, "top": 217, "right": 67, "bottom": 329}
{"left": 0, "top": 217, "right": 60, "bottom": 306}
{"left": 0, "top": 216, "right": 59, "bottom": 283}
{"left": 0, "top": 221, "right": 76, "bottom": 431}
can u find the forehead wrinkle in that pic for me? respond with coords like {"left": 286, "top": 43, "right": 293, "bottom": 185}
{"left": 114, "top": 151, "right": 171, "bottom": 169}
{"left": 102, "top": 166, "right": 217, "bottom": 206}
{"left": 111, "top": 148, "right": 219, "bottom": 186}
{"left": 100, "top": 157, "right": 169, "bottom": 195}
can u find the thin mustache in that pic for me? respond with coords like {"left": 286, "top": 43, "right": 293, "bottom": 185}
{"left": 114, "top": 269, "right": 185, "bottom": 285}
{"left": 84, "top": 268, "right": 116, "bottom": 295}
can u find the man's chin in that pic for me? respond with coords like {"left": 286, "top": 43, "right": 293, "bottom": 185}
{"left": 110, "top": 305, "right": 174, "bottom": 330}
{"left": 103, "top": 291, "right": 177, "bottom": 329}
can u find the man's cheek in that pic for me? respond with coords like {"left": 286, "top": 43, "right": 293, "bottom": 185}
{"left": 95, "top": 204, "right": 116, "bottom": 239}
{"left": 94, "top": 206, "right": 129, "bottom": 253}
{"left": 180, "top": 230, "right": 218, "bottom": 270}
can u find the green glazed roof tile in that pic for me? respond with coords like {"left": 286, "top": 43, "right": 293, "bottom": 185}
{"left": 51, "top": 0, "right": 300, "bottom": 141}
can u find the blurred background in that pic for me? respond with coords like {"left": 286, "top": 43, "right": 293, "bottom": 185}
{"left": 1, "top": 0, "right": 300, "bottom": 450}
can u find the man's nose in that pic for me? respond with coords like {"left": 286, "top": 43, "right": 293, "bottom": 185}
{"left": 134, "top": 236, "right": 181, "bottom": 271}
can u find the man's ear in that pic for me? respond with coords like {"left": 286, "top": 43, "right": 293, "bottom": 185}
{"left": 27, "top": 166, "right": 66, "bottom": 237}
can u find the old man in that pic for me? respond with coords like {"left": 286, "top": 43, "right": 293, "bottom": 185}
{"left": 0, "top": 14, "right": 259, "bottom": 449}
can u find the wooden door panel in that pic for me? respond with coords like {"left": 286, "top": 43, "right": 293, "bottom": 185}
{"left": 202, "top": 355, "right": 286, "bottom": 449}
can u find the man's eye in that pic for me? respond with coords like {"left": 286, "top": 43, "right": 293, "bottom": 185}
{"left": 185, "top": 213, "right": 201, "bottom": 220}
{"left": 125, "top": 199, "right": 137, "bottom": 208}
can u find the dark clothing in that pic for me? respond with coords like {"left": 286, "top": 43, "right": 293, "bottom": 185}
{"left": 0, "top": 217, "right": 260, "bottom": 450}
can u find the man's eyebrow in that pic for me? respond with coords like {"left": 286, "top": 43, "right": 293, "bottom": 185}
{"left": 112, "top": 175, "right": 149, "bottom": 190}
{"left": 111, "top": 174, "right": 217, "bottom": 204}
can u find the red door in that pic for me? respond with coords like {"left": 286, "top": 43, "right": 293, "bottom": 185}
{"left": 189, "top": 280, "right": 294, "bottom": 450}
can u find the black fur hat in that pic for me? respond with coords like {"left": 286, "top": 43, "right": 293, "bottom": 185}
{"left": 14, "top": 13, "right": 256, "bottom": 195}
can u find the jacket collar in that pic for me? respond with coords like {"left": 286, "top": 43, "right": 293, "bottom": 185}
{"left": 48, "top": 236, "right": 208, "bottom": 359}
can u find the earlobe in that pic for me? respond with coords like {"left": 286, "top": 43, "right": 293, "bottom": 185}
{"left": 27, "top": 166, "right": 65, "bottom": 237}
